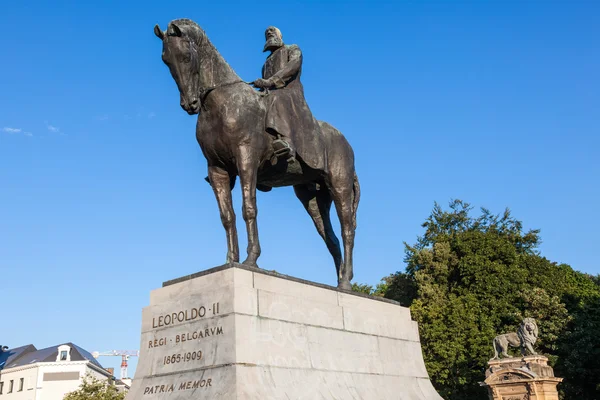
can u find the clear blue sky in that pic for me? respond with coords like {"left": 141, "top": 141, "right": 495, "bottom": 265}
{"left": 1, "top": 0, "right": 598, "bottom": 377}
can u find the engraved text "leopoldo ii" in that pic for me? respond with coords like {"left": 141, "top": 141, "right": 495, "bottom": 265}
{"left": 152, "top": 303, "right": 220, "bottom": 328}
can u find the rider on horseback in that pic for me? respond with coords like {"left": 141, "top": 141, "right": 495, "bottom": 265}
{"left": 252, "top": 27, "right": 326, "bottom": 170}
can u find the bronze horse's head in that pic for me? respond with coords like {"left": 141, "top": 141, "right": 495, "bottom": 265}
{"left": 154, "top": 21, "right": 201, "bottom": 115}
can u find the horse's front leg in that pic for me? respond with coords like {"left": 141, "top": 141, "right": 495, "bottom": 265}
{"left": 208, "top": 166, "right": 239, "bottom": 263}
{"left": 237, "top": 149, "right": 261, "bottom": 267}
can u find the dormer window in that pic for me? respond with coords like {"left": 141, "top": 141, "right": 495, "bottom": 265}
{"left": 56, "top": 345, "right": 72, "bottom": 362}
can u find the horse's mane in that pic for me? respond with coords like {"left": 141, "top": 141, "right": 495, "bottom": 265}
{"left": 167, "top": 19, "right": 238, "bottom": 83}
{"left": 171, "top": 18, "right": 198, "bottom": 27}
{"left": 169, "top": 19, "right": 205, "bottom": 43}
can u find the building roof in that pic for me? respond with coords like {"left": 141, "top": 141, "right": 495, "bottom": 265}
{"left": 0, "top": 343, "right": 104, "bottom": 370}
{"left": 70, "top": 344, "right": 104, "bottom": 368}
{"left": 114, "top": 379, "right": 131, "bottom": 389}
{"left": 0, "top": 344, "right": 37, "bottom": 370}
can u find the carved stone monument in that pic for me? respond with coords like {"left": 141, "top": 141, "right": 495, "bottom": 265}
{"left": 481, "top": 356, "right": 563, "bottom": 400}
{"left": 481, "top": 319, "right": 563, "bottom": 400}
{"left": 136, "top": 19, "right": 445, "bottom": 399}
{"left": 126, "top": 264, "right": 444, "bottom": 399}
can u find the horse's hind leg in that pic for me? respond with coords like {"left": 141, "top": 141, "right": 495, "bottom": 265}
{"left": 294, "top": 184, "right": 343, "bottom": 273}
{"left": 208, "top": 166, "right": 239, "bottom": 263}
{"left": 329, "top": 174, "right": 356, "bottom": 290}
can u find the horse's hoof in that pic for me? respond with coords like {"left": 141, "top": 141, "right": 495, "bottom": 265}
{"left": 242, "top": 259, "right": 259, "bottom": 268}
{"left": 338, "top": 280, "right": 352, "bottom": 291}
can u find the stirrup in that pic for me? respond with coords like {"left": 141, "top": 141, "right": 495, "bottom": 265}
{"left": 272, "top": 138, "right": 291, "bottom": 157}
{"left": 270, "top": 154, "right": 296, "bottom": 166}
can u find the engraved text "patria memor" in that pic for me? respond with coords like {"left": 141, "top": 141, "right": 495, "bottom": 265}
{"left": 143, "top": 379, "right": 212, "bottom": 395}
{"left": 152, "top": 303, "right": 220, "bottom": 328}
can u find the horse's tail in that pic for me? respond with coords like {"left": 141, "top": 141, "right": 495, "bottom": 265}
{"left": 352, "top": 172, "right": 360, "bottom": 230}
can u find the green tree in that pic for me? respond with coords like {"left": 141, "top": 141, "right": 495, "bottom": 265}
{"left": 351, "top": 281, "right": 388, "bottom": 297}
{"left": 557, "top": 291, "right": 600, "bottom": 397}
{"left": 351, "top": 282, "right": 376, "bottom": 295}
{"left": 363, "top": 200, "right": 600, "bottom": 399}
{"left": 64, "top": 375, "right": 124, "bottom": 400}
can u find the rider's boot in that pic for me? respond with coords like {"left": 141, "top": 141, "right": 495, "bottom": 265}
{"left": 272, "top": 137, "right": 295, "bottom": 164}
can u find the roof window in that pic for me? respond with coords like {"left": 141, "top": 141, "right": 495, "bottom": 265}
{"left": 56, "top": 345, "right": 72, "bottom": 362}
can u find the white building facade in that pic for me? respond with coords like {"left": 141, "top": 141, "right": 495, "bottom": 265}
{"left": 0, "top": 343, "right": 113, "bottom": 400}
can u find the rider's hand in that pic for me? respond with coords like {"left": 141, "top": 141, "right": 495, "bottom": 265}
{"left": 252, "top": 78, "right": 272, "bottom": 89}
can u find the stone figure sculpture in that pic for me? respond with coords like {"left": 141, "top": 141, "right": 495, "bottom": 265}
{"left": 154, "top": 20, "right": 359, "bottom": 289}
{"left": 492, "top": 318, "right": 539, "bottom": 359}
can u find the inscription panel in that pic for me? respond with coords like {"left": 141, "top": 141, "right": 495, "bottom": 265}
{"left": 128, "top": 365, "right": 236, "bottom": 399}
{"left": 136, "top": 314, "right": 235, "bottom": 377}
{"left": 151, "top": 302, "right": 221, "bottom": 329}
{"left": 141, "top": 286, "right": 257, "bottom": 333}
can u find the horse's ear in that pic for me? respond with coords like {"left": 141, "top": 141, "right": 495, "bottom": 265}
{"left": 154, "top": 24, "right": 164, "bottom": 40}
{"left": 169, "top": 23, "right": 183, "bottom": 37}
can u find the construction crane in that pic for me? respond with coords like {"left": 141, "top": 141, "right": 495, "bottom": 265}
{"left": 92, "top": 350, "right": 139, "bottom": 380}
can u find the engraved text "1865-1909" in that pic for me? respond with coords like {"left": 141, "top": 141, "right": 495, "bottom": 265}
{"left": 163, "top": 350, "right": 203, "bottom": 365}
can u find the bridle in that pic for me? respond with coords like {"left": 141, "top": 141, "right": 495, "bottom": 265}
{"left": 175, "top": 33, "right": 251, "bottom": 108}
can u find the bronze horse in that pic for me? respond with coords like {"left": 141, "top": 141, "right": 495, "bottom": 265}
{"left": 154, "top": 19, "right": 359, "bottom": 289}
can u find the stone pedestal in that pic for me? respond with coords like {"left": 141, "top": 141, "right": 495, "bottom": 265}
{"left": 126, "top": 263, "right": 443, "bottom": 399}
{"left": 481, "top": 356, "right": 563, "bottom": 400}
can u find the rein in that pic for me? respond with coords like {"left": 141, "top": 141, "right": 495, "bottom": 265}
{"left": 180, "top": 32, "right": 255, "bottom": 108}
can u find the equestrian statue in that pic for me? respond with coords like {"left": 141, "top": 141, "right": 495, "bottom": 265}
{"left": 154, "top": 20, "right": 359, "bottom": 289}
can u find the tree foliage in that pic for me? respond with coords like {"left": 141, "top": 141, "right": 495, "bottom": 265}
{"left": 64, "top": 375, "right": 125, "bottom": 400}
{"left": 356, "top": 200, "right": 600, "bottom": 399}
{"left": 557, "top": 289, "right": 600, "bottom": 397}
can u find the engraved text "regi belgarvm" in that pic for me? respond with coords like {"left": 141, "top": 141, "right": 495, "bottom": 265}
{"left": 152, "top": 303, "right": 220, "bottom": 328}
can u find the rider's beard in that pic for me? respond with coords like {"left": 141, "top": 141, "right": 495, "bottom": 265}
{"left": 263, "top": 37, "right": 283, "bottom": 52}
